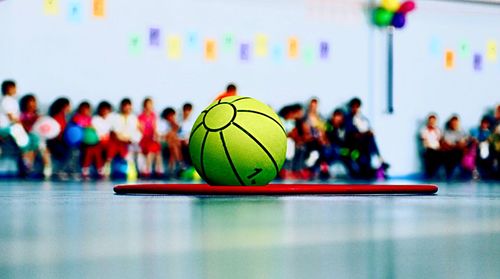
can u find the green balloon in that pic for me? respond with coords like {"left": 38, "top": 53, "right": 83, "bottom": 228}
{"left": 373, "top": 7, "right": 394, "bottom": 27}
{"left": 83, "top": 127, "right": 99, "bottom": 145}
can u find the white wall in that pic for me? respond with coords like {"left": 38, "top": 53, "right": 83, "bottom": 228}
{"left": 0, "top": 0, "right": 499, "bottom": 176}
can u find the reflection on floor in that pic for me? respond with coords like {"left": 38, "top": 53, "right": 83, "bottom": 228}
{"left": 1, "top": 180, "right": 499, "bottom": 279}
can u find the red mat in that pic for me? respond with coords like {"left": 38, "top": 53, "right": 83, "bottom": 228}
{"left": 113, "top": 183, "right": 438, "bottom": 195}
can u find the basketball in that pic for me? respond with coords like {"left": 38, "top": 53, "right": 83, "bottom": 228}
{"left": 189, "top": 96, "right": 287, "bottom": 186}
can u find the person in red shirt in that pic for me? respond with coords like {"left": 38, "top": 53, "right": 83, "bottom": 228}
{"left": 214, "top": 83, "right": 237, "bottom": 101}
{"left": 72, "top": 102, "right": 92, "bottom": 128}
{"left": 138, "top": 98, "right": 163, "bottom": 178}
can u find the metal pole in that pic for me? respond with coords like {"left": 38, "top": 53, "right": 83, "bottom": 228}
{"left": 387, "top": 26, "right": 394, "bottom": 114}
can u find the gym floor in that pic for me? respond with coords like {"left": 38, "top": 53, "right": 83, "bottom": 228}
{"left": 1, "top": 180, "right": 499, "bottom": 279}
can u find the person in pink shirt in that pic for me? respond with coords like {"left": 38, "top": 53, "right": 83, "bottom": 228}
{"left": 72, "top": 102, "right": 92, "bottom": 128}
{"left": 138, "top": 98, "right": 163, "bottom": 178}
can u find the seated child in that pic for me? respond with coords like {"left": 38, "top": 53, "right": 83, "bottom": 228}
{"left": 159, "top": 107, "right": 182, "bottom": 177}
{"left": 138, "top": 98, "right": 163, "bottom": 178}
{"left": 420, "top": 114, "right": 442, "bottom": 179}
{"left": 92, "top": 101, "right": 113, "bottom": 177}
{"left": 441, "top": 115, "right": 468, "bottom": 179}
{"left": 106, "top": 98, "right": 141, "bottom": 176}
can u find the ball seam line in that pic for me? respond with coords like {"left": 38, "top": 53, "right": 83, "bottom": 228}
{"left": 200, "top": 130, "right": 210, "bottom": 180}
{"left": 219, "top": 131, "right": 245, "bottom": 186}
{"left": 236, "top": 109, "right": 286, "bottom": 136}
{"left": 202, "top": 103, "right": 237, "bottom": 132}
{"left": 189, "top": 122, "right": 203, "bottom": 142}
{"left": 230, "top": 97, "right": 251, "bottom": 104}
{"left": 232, "top": 122, "right": 279, "bottom": 176}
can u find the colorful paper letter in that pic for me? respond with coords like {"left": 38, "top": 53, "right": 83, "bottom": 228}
{"left": 255, "top": 34, "right": 268, "bottom": 57}
{"left": 429, "top": 37, "right": 440, "bottom": 56}
{"left": 445, "top": 50, "right": 454, "bottom": 70}
{"left": 93, "top": 0, "right": 105, "bottom": 18}
{"left": 44, "top": 0, "right": 59, "bottom": 15}
{"left": 68, "top": 1, "right": 82, "bottom": 23}
{"left": 486, "top": 40, "right": 497, "bottom": 61}
{"left": 303, "top": 46, "right": 314, "bottom": 65}
{"left": 205, "top": 40, "right": 217, "bottom": 61}
{"left": 240, "top": 43, "right": 250, "bottom": 61}
{"left": 272, "top": 45, "right": 283, "bottom": 62}
{"left": 149, "top": 28, "right": 161, "bottom": 47}
{"left": 288, "top": 37, "right": 299, "bottom": 59}
{"left": 320, "top": 41, "right": 329, "bottom": 60}
{"left": 187, "top": 32, "right": 198, "bottom": 49}
{"left": 129, "top": 35, "right": 142, "bottom": 55}
{"left": 458, "top": 41, "right": 470, "bottom": 58}
{"left": 167, "top": 35, "right": 182, "bottom": 59}
{"left": 223, "top": 33, "right": 235, "bottom": 52}
{"left": 474, "top": 53, "right": 482, "bottom": 71}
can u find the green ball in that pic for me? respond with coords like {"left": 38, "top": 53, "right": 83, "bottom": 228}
{"left": 189, "top": 96, "right": 287, "bottom": 186}
{"left": 373, "top": 7, "right": 394, "bottom": 27}
{"left": 83, "top": 127, "right": 99, "bottom": 145}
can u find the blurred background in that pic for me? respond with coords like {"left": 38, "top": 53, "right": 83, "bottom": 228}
{"left": 0, "top": 0, "right": 499, "bottom": 179}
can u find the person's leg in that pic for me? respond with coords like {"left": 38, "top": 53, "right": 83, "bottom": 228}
{"left": 366, "top": 134, "right": 380, "bottom": 156}
{"left": 41, "top": 148, "right": 52, "bottom": 178}
{"left": 82, "top": 145, "right": 92, "bottom": 177}
{"left": 47, "top": 139, "right": 69, "bottom": 179}
{"left": 145, "top": 153, "right": 154, "bottom": 176}
{"left": 444, "top": 149, "right": 461, "bottom": 180}
{"left": 424, "top": 149, "right": 440, "bottom": 179}
{"left": 154, "top": 152, "right": 164, "bottom": 176}
{"left": 91, "top": 145, "right": 104, "bottom": 177}
{"left": 494, "top": 151, "right": 500, "bottom": 179}
{"left": 66, "top": 147, "right": 82, "bottom": 179}
{"left": 21, "top": 150, "right": 36, "bottom": 174}
{"left": 171, "top": 142, "right": 182, "bottom": 175}
{"left": 181, "top": 141, "right": 191, "bottom": 166}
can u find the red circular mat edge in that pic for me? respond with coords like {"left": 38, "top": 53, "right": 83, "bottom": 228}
{"left": 114, "top": 183, "right": 438, "bottom": 195}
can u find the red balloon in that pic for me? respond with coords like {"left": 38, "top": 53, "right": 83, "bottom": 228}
{"left": 398, "top": 1, "right": 416, "bottom": 14}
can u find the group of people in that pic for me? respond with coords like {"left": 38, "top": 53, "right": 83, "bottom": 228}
{"left": 278, "top": 97, "right": 389, "bottom": 180}
{"left": 0, "top": 80, "right": 195, "bottom": 180}
{"left": 420, "top": 108, "right": 500, "bottom": 180}
{"left": 2, "top": 79, "right": 499, "bottom": 181}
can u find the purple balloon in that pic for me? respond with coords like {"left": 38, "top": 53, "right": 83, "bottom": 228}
{"left": 391, "top": 12, "right": 406, "bottom": 28}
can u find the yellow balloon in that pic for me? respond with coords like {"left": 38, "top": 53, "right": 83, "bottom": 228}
{"left": 381, "top": 0, "right": 401, "bottom": 12}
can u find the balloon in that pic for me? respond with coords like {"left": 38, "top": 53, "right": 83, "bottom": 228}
{"left": 373, "top": 8, "right": 394, "bottom": 27}
{"left": 9, "top": 123, "right": 29, "bottom": 148}
{"left": 381, "top": 0, "right": 401, "bottom": 12}
{"left": 83, "top": 127, "right": 99, "bottom": 145}
{"left": 398, "top": 0, "right": 416, "bottom": 14}
{"left": 64, "top": 125, "right": 83, "bottom": 146}
{"left": 391, "top": 12, "right": 406, "bottom": 28}
{"left": 33, "top": 116, "right": 61, "bottom": 140}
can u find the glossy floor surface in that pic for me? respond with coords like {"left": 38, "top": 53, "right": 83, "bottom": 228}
{"left": 1, "top": 180, "right": 500, "bottom": 279}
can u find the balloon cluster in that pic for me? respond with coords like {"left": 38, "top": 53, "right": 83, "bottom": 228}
{"left": 372, "top": 0, "right": 416, "bottom": 29}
